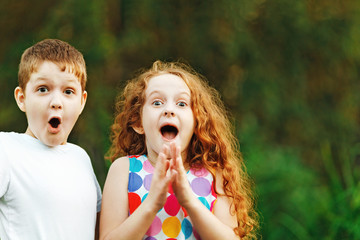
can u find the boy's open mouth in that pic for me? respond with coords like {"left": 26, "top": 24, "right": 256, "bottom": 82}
{"left": 160, "top": 125, "right": 178, "bottom": 140}
{"left": 49, "top": 117, "right": 61, "bottom": 129}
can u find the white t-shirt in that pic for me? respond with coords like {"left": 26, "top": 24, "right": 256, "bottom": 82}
{"left": 0, "top": 132, "right": 102, "bottom": 240}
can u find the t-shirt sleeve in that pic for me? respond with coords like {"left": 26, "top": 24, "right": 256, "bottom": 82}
{"left": 94, "top": 175, "right": 102, "bottom": 212}
{"left": 0, "top": 140, "right": 10, "bottom": 198}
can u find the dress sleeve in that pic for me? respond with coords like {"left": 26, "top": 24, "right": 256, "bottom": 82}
{"left": 0, "top": 141, "right": 10, "bottom": 198}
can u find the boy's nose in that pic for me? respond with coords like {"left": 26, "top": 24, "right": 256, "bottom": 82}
{"left": 50, "top": 94, "right": 63, "bottom": 109}
{"left": 51, "top": 103, "right": 62, "bottom": 109}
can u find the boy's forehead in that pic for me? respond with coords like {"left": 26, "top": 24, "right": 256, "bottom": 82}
{"left": 29, "top": 61, "right": 81, "bottom": 83}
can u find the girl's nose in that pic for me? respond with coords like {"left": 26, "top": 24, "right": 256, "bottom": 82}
{"left": 164, "top": 110, "right": 175, "bottom": 116}
{"left": 163, "top": 105, "right": 175, "bottom": 117}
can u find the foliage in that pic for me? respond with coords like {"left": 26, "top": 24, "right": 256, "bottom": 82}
{"left": 0, "top": 0, "right": 359, "bottom": 238}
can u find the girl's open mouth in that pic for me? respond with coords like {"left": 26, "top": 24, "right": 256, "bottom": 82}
{"left": 160, "top": 125, "right": 178, "bottom": 140}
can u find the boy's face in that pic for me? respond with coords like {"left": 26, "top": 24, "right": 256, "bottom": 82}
{"left": 133, "top": 73, "right": 195, "bottom": 161}
{"left": 14, "top": 61, "right": 87, "bottom": 147}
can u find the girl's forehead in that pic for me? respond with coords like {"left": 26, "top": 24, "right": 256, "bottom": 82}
{"left": 146, "top": 73, "right": 191, "bottom": 93}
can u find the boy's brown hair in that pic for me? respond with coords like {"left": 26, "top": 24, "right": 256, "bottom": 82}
{"left": 18, "top": 39, "right": 87, "bottom": 91}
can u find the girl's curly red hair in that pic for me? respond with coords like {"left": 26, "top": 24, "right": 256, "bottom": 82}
{"left": 108, "top": 60, "right": 258, "bottom": 239}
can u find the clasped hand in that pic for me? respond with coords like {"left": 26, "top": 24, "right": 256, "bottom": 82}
{"left": 146, "top": 142, "right": 196, "bottom": 212}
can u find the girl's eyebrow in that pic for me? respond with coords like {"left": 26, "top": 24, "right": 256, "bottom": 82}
{"left": 146, "top": 90, "right": 162, "bottom": 99}
{"left": 178, "top": 91, "right": 191, "bottom": 97}
{"left": 147, "top": 90, "right": 191, "bottom": 99}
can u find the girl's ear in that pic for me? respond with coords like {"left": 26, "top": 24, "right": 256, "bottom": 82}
{"left": 132, "top": 125, "right": 145, "bottom": 134}
{"left": 14, "top": 87, "right": 26, "bottom": 112}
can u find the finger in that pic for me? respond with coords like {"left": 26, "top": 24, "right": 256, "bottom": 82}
{"left": 169, "top": 142, "right": 179, "bottom": 164}
{"left": 174, "top": 145, "right": 184, "bottom": 172}
{"left": 170, "top": 169, "right": 178, "bottom": 183}
{"left": 155, "top": 146, "right": 170, "bottom": 176}
{"left": 169, "top": 142, "right": 176, "bottom": 161}
{"left": 155, "top": 152, "right": 166, "bottom": 174}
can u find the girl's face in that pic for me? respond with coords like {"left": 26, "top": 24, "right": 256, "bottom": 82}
{"left": 134, "top": 73, "right": 195, "bottom": 163}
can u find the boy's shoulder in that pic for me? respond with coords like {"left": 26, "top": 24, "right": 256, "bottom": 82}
{"left": 0, "top": 132, "right": 88, "bottom": 156}
{"left": 0, "top": 131, "right": 22, "bottom": 142}
{"left": 0, "top": 132, "right": 41, "bottom": 147}
{"left": 64, "top": 141, "right": 89, "bottom": 157}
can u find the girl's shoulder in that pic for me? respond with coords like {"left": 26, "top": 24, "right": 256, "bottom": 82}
{"left": 110, "top": 155, "right": 148, "bottom": 174}
{"left": 103, "top": 156, "right": 131, "bottom": 193}
{"left": 108, "top": 156, "right": 130, "bottom": 174}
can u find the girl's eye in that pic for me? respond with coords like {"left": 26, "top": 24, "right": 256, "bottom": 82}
{"left": 64, "top": 89, "right": 74, "bottom": 95}
{"left": 152, "top": 100, "right": 163, "bottom": 106}
{"left": 37, "top": 87, "right": 48, "bottom": 93}
{"left": 177, "top": 101, "right": 187, "bottom": 107}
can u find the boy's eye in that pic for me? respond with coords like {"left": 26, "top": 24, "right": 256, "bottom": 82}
{"left": 37, "top": 87, "right": 48, "bottom": 93}
{"left": 64, "top": 89, "right": 74, "bottom": 95}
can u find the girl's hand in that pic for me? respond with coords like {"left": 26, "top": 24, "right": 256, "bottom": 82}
{"left": 169, "top": 142, "right": 197, "bottom": 209}
{"left": 168, "top": 142, "right": 240, "bottom": 240}
{"left": 146, "top": 145, "right": 176, "bottom": 212}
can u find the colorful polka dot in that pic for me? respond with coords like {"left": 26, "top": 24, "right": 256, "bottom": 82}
{"left": 164, "top": 194, "right": 180, "bottom": 216}
{"left": 193, "top": 229, "right": 201, "bottom": 240}
{"left": 129, "top": 157, "right": 143, "bottom": 172}
{"left": 128, "top": 172, "right": 143, "bottom": 192}
{"left": 181, "top": 218, "right": 192, "bottom": 239}
{"left": 198, "top": 197, "right": 210, "bottom": 210}
{"left": 168, "top": 183, "right": 174, "bottom": 194}
{"left": 191, "top": 177, "right": 211, "bottom": 196}
{"left": 146, "top": 216, "right": 162, "bottom": 236}
{"left": 127, "top": 155, "right": 217, "bottom": 239}
{"left": 143, "top": 159, "right": 155, "bottom": 173}
{"left": 144, "top": 237, "right": 156, "bottom": 240}
{"left": 128, "top": 192, "right": 141, "bottom": 214}
{"left": 144, "top": 174, "right": 153, "bottom": 191}
{"left": 162, "top": 217, "right": 181, "bottom": 238}
{"left": 190, "top": 167, "right": 209, "bottom": 177}
{"left": 142, "top": 193, "right": 148, "bottom": 202}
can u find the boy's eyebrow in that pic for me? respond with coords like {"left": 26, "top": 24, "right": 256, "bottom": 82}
{"left": 34, "top": 77, "right": 79, "bottom": 83}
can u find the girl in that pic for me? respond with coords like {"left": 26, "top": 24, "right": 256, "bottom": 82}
{"left": 100, "top": 60, "right": 258, "bottom": 240}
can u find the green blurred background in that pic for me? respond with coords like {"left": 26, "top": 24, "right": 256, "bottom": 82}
{"left": 1, "top": 0, "right": 359, "bottom": 239}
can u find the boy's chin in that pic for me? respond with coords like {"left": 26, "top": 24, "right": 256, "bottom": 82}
{"left": 26, "top": 127, "right": 68, "bottom": 146}
{"left": 40, "top": 134, "right": 68, "bottom": 147}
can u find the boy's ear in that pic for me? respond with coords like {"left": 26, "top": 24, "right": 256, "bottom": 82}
{"left": 79, "top": 90, "right": 87, "bottom": 114}
{"left": 132, "top": 125, "right": 145, "bottom": 134}
{"left": 14, "top": 87, "right": 26, "bottom": 112}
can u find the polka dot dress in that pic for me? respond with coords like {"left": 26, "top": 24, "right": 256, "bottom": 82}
{"left": 127, "top": 155, "right": 217, "bottom": 240}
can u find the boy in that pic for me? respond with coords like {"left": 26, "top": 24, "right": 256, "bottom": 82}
{"left": 0, "top": 39, "right": 102, "bottom": 240}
